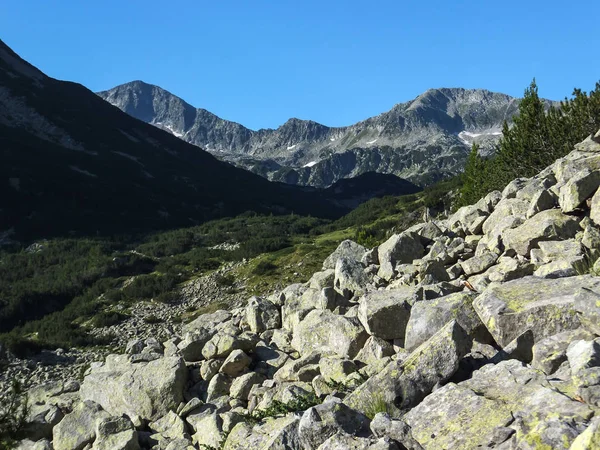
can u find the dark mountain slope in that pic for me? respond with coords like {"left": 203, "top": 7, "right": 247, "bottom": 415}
{"left": 0, "top": 41, "right": 345, "bottom": 241}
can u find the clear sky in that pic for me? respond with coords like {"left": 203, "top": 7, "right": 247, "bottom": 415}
{"left": 2, "top": 0, "right": 599, "bottom": 130}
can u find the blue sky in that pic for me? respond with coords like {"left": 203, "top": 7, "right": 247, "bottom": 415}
{"left": 2, "top": 1, "right": 599, "bottom": 130}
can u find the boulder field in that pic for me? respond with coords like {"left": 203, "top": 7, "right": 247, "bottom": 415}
{"left": 16, "top": 131, "right": 600, "bottom": 449}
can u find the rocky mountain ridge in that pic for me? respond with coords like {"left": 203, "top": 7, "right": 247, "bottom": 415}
{"left": 9, "top": 130, "right": 600, "bottom": 449}
{"left": 98, "top": 82, "right": 530, "bottom": 187}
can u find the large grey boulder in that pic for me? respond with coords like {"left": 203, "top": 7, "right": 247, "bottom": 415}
{"left": 52, "top": 401, "right": 110, "bottom": 450}
{"left": 80, "top": 355, "right": 187, "bottom": 423}
{"left": 334, "top": 257, "right": 370, "bottom": 299}
{"left": 558, "top": 169, "right": 600, "bottom": 213}
{"left": 202, "top": 332, "right": 257, "bottom": 360}
{"left": 230, "top": 372, "right": 265, "bottom": 400}
{"left": 591, "top": 185, "right": 600, "bottom": 225}
{"left": 377, "top": 233, "right": 424, "bottom": 281}
{"left": 291, "top": 309, "right": 368, "bottom": 358}
{"left": 92, "top": 416, "right": 139, "bottom": 450}
{"left": 245, "top": 296, "right": 281, "bottom": 333}
{"left": 404, "top": 292, "right": 486, "bottom": 351}
{"left": 355, "top": 336, "right": 395, "bottom": 365}
{"left": 298, "top": 397, "right": 370, "bottom": 449}
{"left": 177, "top": 327, "right": 215, "bottom": 362}
{"left": 448, "top": 205, "right": 488, "bottom": 235}
{"left": 357, "top": 290, "right": 411, "bottom": 341}
{"left": 323, "top": 240, "right": 367, "bottom": 270}
{"left": 220, "top": 349, "right": 252, "bottom": 377}
{"left": 482, "top": 198, "right": 529, "bottom": 236}
{"left": 502, "top": 208, "right": 580, "bottom": 256}
{"left": 473, "top": 276, "right": 600, "bottom": 347}
{"left": 403, "top": 360, "right": 593, "bottom": 449}
{"left": 223, "top": 414, "right": 301, "bottom": 450}
{"left": 345, "top": 321, "right": 471, "bottom": 414}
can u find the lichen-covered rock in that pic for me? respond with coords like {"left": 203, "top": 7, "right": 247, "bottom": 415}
{"left": 92, "top": 416, "right": 139, "bottom": 450}
{"left": 323, "top": 240, "right": 368, "bottom": 270}
{"left": 223, "top": 414, "right": 301, "bottom": 450}
{"left": 52, "top": 401, "right": 110, "bottom": 450}
{"left": 502, "top": 209, "right": 580, "bottom": 256}
{"left": 533, "top": 259, "right": 579, "bottom": 278}
{"left": 377, "top": 233, "right": 424, "bottom": 281}
{"left": 558, "top": 169, "right": 600, "bottom": 213}
{"left": 220, "top": 349, "right": 252, "bottom": 377}
{"left": 345, "top": 321, "right": 471, "bottom": 414}
{"left": 245, "top": 296, "right": 281, "bottom": 333}
{"left": 355, "top": 336, "right": 395, "bottom": 365}
{"left": 334, "top": 257, "right": 370, "bottom": 299}
{"left": 567, "top": 338, "right": 600, "bottom": 375}
{"left": 569, "top": 416, "right": 600, "bottom": 449}
{"left": 404, "top": 292, "right": 486, "bottom": 351}
{"left": 291, "top": 309, "right": 368, "bottom": 358}
{"left": 298, "top": 397, "right": 370, "bottom": 449}
{"left": 254, "top": 343, "right": 290, "bottom": 378}
{"left": 472, "top": 276, "right": 600, "bottom": 347}
{"left": 230, "top": 372, "right": 265, "bottom": 400}
{"left": 370, "top": 413, "right": 423, "bottom": 450}
{"left": 80, "top": 355, "right": 187, "bottom": 423}
{"left": 460, "top": 252, "right": 499, "bottom": 276}
{"left": 177, "top": 327, "right": 215, "bottom": 362}
{"left": 319, "top": 357, "right": 358, "bottom": 383}
{"left": 149, "top": 411, "right": 187, "bottom": 440}
{"left": 532, "top": 329, "right": 594, "bottom": 375}
{"left": 357, "top": 291, "right": 411, "bottom": 341}
{"left": 403, "top": 360, "right": 594, "bottom": 449}
{"left": 202, "top": 332, "right": 257, "bottom": 360}
{"left": 206, "top": 373, "right": 232, "bottom": 402}
{"left": 482, "top": 198, "right": 529, "bottom": 236}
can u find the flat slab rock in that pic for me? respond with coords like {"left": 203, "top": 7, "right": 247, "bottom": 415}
{"left": 473, "top": 275, "right": 600, "bottom": 347}
{"left": 403, "top": 360, "right": 595, "bottom": 449}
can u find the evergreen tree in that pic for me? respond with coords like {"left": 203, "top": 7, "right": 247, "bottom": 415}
{"left": 458, "top": 143, "right": 486, "bottom": 206}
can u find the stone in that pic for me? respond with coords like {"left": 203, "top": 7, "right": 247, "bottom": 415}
{"left": 309, "top": 269, "right": 336, "bottom": 290}
{"left": 230, "top": 372, "right": 265, "bottom": 400}
{"left": 534, "top": 260, "right": 579, "bottom": 278}
{"left": 502, "top": 209, "right": 580, "bottom": 256}
{"left": 482, "top": 198, "right": 529, "bottom": 236}
{"left": 526, "top": 188, "right": 557, "bottom": 218}
{"left": 273, "top": 351, "right": 322, "bottom": 383}
{"left": 377, "top": 233, "right": 424, "bottom": 281}
{"left": 187, "top": 411, "right": 223, "bottom": 449}
{"left": 220, "top": 350, "right": 252, "bottom": 377}
{"left": 417, "top": 260, "right": 449, "bottom": 283}
{"left": 567, "top": 338, "right": 600, "bottom": 374}
{"left": 253, "top": 343, "right": 290, "bottom": 377}
{"left": 502, "top": 177, "right": 529, "bottom": 199}
{"left": 569, "top": 416, "right": 600, "bottom": 449}
{"left": 459, "top": 252, "right": 499, "bottom": 276}
{"left": 532, "top": 329, "right": 594, "bottom": 375}
{"left": 223, "top": 415, "right": 301, "bottom": 450}
{"left": 183, "top": 310, "right": 232, "bottom": 335}
{"left": 558, "top": 170, "right": 600, "bottom": 213}
{"left": 80, "top": 355, "right": 187, "bottom": 423}
{"left": 15, "top": 440, "right": 53, "bottom": 450}
{"left": 93, "top": 416, "right": 139, "bottom": 450}
{"left": 370, "top": 413, "right": 422, "bottom": 450}
{"left": 345, "top": 321, "right": 472, "bottom": 414}
{"left": 298, "top": 397, "right": 371, "bottom": 449}
{"left": 357, "top": 291, "right": 411, "bottom": 341}
{"left": 323, "top": 240, "right": 368, "bottom": 270}
{"left": 334, "top": 257, "right": 370, "bottom": 299}
{"left": 52, "top": 401, "right": 110, "bottom": 450}
{"left": 206, "top": 373, "right": 232, "bottom": 402}
{"left": 482, "top": 276, "right": 600, "bottom": 346}
{"left": 179, "top": 398, "right": 204, "bottom": 417}
{"left": 202, "top": 332, "right": 257, "bottom": 360}
{"left": 591, "top": 186, "right": 600, "bottom": 225}
{"left": 404, "top": 292, "right": 487, "bottom": 351}
{"left": 403, "top": 360, "right": 593, "bottom": 449}
{"left": 291, "top": 309, "right": 368, "bottom": 359}
{"left": 355, "top": 336, "right": 395, "bottom": 365}
{"left": 177, "top": 327, "right": 215, "bottom": 362}
{"left": 319, "top": 358, "right": 358, "bottom": 383}
{"left": 200, "top": 358, "right": 223, "bottom": 382}
{"left": 245, "top": 296, "right": 281, "bottom": 333}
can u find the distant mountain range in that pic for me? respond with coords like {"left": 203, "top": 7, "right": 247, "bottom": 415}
{"left": 98, "top": 81, "right": 533, "bottom": 187}
{"left": 1, "top": 40, "right": 422, "bottom": 241}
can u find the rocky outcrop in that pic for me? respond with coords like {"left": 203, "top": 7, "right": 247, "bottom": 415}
{"left": 18, "top": 131, "right": 600, "bottom": 450}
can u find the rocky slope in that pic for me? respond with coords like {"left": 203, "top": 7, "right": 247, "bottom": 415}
{"left": 98, "top": 82, "right": 528, "bottom": 187}
{"left": 10, "top": 130, "right": 600, "bottom": 449}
